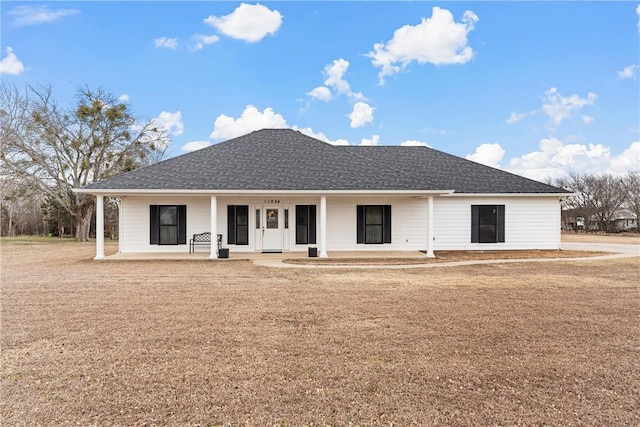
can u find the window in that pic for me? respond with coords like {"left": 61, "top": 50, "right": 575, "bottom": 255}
{"left": 227, "top": 205, "right": 249, "bottom": 245}
{"left": 149, "top": 205, "right": 186, "bottom": 245}
{"left": 295, "top": 205, "right": 316, "bottom": 244}
{"left": 357, "top": 205, "right": 391, "bottom": 244}
{"left": 471, "top": 205, "right": 505, "bottom": 243}
{"left": 255, "top": 208, "right": 260, "bottom": 229}
{"left": 284, "top": 209, "right": 289, "bottom": 229}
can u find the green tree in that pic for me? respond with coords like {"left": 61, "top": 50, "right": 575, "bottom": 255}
{"left": 0, "top": 83, "right": 169, "bottom": 240}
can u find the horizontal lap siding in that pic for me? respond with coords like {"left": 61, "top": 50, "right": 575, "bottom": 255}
{"left": 327, "top": 196, "right": 427, "bottom": 251}
{"left": 120, "top": 196, "right": 209, "bottom": 253}
{"left": 433, "top": 196, "right": 561, "bottom": 250}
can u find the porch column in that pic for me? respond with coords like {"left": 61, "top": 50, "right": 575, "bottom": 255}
{"left": 209, "top": 195, "right": 218, "bottom": 259}
{"left": 426, "top": 195, "right": 435, "bottom": 258}
{"left": 94, "top": 195, "right": 105, "bottom": 260}
{"left": 319, "top": 195, "right": 328, "bottom": 258}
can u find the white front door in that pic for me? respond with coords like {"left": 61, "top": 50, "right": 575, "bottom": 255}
{"left": 261, "top": 206, "right": 282, "bottom": 253}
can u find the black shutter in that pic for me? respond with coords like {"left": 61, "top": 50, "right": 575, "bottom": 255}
{"left": 471, "top": 205, "right": 479, "bottom": 243}
{"left": 178, "top": 205, "right": 187, "bottom": 244}
{"left": 383, "top": 205, "right": 392, "bottom": 243}
{"left": 357, "top": 205, "right": 364, "bottom": 244}
{"left": 497, "top": 205, "right": 505, "bottom": 243}
{"left": 150, "top": 205, "right": 159, "bottom": 244}
{"left": 308, "top": 205, "right": 316, "bottom": 244}
{"left": 227, "top": 205, "right": 236, "bottom": 244}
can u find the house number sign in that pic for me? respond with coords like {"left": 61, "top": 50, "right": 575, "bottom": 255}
{"left": 264, "top": 199, "right": 280, "bottom": 204}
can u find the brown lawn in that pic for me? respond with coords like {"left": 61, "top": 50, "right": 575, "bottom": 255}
{"left": 1, "top": 238, "right": 639, "bottom": 426}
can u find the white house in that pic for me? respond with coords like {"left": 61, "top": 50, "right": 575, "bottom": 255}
{"left": 77, "top": 129, "right": 569, "bottom": 260}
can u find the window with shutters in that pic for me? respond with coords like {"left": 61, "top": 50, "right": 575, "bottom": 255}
{"left": 295, "top": 205, "right": 316, "bottom": 245}
{"left": 471, "top": 205, "right": 505, "bottom": 243}
{"left": 227, "top": 205, "right": 249, "bottom": 245}
{"left": 357, "top": 205, "right": 391, "bottom": 244}
{"left": 149, "top": 205, "right": 186, "bottom": 245}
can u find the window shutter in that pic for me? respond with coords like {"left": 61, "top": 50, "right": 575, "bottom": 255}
{"left": 149, "top": 205, "right": 159, "bottom": 244}
{"left": 227, "top": 205, "right": 236, "bottom": 244}
{"left": 383, "top": 205, "right": 392, "bottom": 243}
{"left": 356, "top": 205, "right": 364, "bottom": 244}
{"left": 178, "top": 205, "right": 187, "bottom": 245}
{"left": 497, "top": 205, "right": 505, "bottom": 243}
{"left": 308, "top": 205, "right": 317, "bottom": 244}
{"left": 471, "top": 205, "right": 479, "bottom": 243}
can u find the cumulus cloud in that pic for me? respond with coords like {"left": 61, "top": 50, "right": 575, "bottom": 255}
{"left": 637, "top": 4, "right": 640, "bottom": 32}
{"left": 151, "top": 111, "right": 184, "bottom": 137}
{"left": 190, "top": 34, "right": 220, "bottom": 51}
{"left": 0, "top": 47, "right": 25, "bottom": 75}
{"left": 466, "top": 143, "right": 506, "bottom": 168}
{"left": 154, "top": 37, "right": 178, "bottom": 50}
{"left": 349, "top": 102, "right": 375, "bottom": 128}
{"left": 118, "top": 94, "right": 130, "bottom": 102}
{"left": 293, "top": 127, "right": 350, "bottom": 145}
{"left": 617, "top": 64, "right": 638, "bottom": 80}
{"left": 182, "top": 140, "right": 211, "bottom": 152}
{"left": 210, "top": 105, "right": 288, "bottom": 139}
{"left": 581, "top": 115, "right": 595, "bottom": 124}
{"left": 360, "top": 135, "right": 381, "bottom": 146}
{"left": 368, "top": 6, "right": 478, "bottom": 84}
{"left": 204, "top": 3, "right": 282, "bottom": 43}
{"left": 400, "top": 140, "right": 431, "bottom": 147}
{"left": 541, "top": 87, "right": 597, "bottom": 126}
{"left": 506, "top": 112, "right": 526, "bottom": 124}
{"left": 307, "top": 86, "right": 332, "bottom": 102}
{"left": 8, "top": 4, "right": 79, "bottom": 26}
{"left": 506, "top": 138, "right": 639, "bottom": 181}
{"left": 308, "top": 59, "right": 367, "bottom": 103}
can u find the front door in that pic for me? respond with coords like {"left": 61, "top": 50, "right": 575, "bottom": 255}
{"left": 262, "top": 207, "right": 282, "bottom": 253}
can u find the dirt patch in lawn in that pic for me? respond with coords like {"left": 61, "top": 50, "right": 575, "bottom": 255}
{"left": 284, "top": 250, "right": 607, "bottom": 265}
{"left": 1, "top": 240, "right": 638, "bottom": 426}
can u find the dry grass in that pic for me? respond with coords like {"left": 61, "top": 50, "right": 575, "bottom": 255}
{"left": 1, "top": 239, "right": 639, "bottom": 426}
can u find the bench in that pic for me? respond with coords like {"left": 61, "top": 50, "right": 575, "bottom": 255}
{"left": 189, "top": 232, "right": 222, "bottom": 254}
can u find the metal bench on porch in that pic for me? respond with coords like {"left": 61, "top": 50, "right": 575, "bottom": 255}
{"left": 189, "top": 232, "right": 222, "bottom": 254}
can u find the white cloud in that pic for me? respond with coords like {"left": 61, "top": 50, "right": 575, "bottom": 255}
{"left": 611, "top": 141, "right": 640, "bottom": 173}
{"left": 210, "top": 105, "right": 288, "bottom": 139}
{"left": 0, "top": 47, "right": 25, "bottom": 75}
{"left": 506, "top": 112, "right": 526, "bottom": 124}
{"left": 466, "top": 143, "right": 505, "bottom": 168}
{"left": 505, "top": 138, "right": 639, "bottom": 181}
{"left": 154, "top": 37, "right": 178, "bottom": 50}
{"left": 204, "top": 3, "right": 282, "bottom": 43}
{"left": 368, "top": 7, "right": 478, "bottom": 84}
{"left": 189, "top": 34, "right": 220, "bottom": 52}
{"left": 182, "top": 140, "right": 211, "bottom": 152}
{"left": 118, "top": 94, "right": 129, "bottom": 102}
{"left": 323, "top": 59, "right": 351, "bottom": 95}
{"left": 151, "top": 111, "right": 184, "bottom": 136}
{"left": 637, "top": 5, "right": 640, "bottom": 32}
{"left": 360, "top": 135, "right": 381, "bottom": 146}
{"left": 400, "top": 140, "right": 431, "bottom": 147}
{"left": 307, "top": 86, "right": 332, "bottom": 101}
{"left": 8, "top": 5, "right": 79, "bottom": 27}
{"left": 349, "top": 102, "right": 375, "bottom": 128}
{"left": 541, "top": 87, "right": 597, "bottom": 126}
{"left": 581, "top": 115, "right": 594, "bottom": 124}
{"left": 293, "top": 127, "right": 350, "bottom": 145}
{"left": 617, "top": 64, "right": 638, "bottom": 80}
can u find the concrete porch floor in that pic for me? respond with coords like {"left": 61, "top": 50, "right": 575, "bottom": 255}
{"left": 104, "top": 250, "right": 427, "bottom": 261}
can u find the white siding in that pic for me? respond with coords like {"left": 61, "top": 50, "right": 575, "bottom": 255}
{"left": 433, "top": 196, "right": 562, "bottom": 250}
{"left": 118, "top": 194, "right": 562, "bottom": 253}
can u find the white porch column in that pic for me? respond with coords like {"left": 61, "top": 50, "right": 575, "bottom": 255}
{"left": 94, "top": 195, "right": 105, "bottom": 260}
{"left": 319, "top": 195, "right": 328, "bottom": 258}
{"left": 209, "top": 195, "right": 218, "bottom": 259}
{"left": 426, "top": 195, "right": 435, "bottom": 258}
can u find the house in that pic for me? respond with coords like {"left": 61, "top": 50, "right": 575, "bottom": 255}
{"left": 77, "top": 129, "right": 570, "bottom": 260}
{"left": 610, "top": 210, "right": 638, "bottom": 232}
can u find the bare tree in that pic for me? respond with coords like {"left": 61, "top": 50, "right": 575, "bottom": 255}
{"left": 623, "top": 172, "right": 640, "bottom": 230}
{"left": 0, "top": 83, "right": 169, "bottom": 241}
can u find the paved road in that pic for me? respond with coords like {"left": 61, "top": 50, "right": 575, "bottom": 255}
{"left": 253, "top": 242, "right": 640, "bottom": 269}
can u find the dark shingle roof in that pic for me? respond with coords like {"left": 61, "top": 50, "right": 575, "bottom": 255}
{"left": 82, "top": 129, "right": 568, "bottom": 194}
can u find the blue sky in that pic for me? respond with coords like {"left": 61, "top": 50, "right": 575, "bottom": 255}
{"left": 2, "top": 1, "right": 639, "bottom": 180}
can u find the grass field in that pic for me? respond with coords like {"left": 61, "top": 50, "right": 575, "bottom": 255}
{"left": 1, "top": 237, "right": 639, "bottom": 425}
